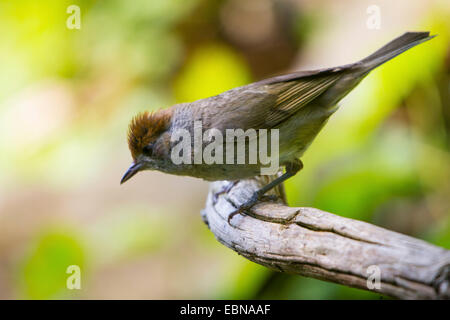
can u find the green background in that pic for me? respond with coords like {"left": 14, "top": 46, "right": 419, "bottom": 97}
{"left": 0, "top": 0, "right": 448, "bottom": 299}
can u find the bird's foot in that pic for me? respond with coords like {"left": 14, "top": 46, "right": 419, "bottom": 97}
{"left": 227, "top": 192, "right": 278, "bottom": 223}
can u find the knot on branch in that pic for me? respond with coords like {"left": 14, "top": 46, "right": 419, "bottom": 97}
{"left": 433, "top": 265, "right": 450, "bottom": 299}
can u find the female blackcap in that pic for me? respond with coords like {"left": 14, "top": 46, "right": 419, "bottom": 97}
{"left": 121, "top": 32, "right": 435, "bottom": 221}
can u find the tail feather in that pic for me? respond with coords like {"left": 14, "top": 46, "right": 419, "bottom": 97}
{"left": 359, "top": 32, "right": 435, "bottom": 71}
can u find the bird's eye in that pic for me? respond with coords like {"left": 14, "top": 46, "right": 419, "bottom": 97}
{"left": 142, "top": 144, "right": 153, "bottom": 156}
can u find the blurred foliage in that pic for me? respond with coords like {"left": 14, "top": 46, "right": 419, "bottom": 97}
{"left": 174, "top": 44, "right": 251, "bottom": 102}
{"left": 0, "top": 0, "right": 448, "bottom": 300}
{"left": 20, "top": 230, "right": 84, "bottom": 299}
{"left": 85, "top": 205, "right": 174, "bottom": 264}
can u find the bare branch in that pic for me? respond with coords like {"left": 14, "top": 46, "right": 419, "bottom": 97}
{"left": 201, "top": 175, "right": 450, "bottom": 300}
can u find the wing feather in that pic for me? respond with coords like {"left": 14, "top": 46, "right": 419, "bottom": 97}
{"left": 263, "top": 73, "right": 341, "bottom": 127}
{"left": 205, "top": 69, "right": 344, "bottom": 133}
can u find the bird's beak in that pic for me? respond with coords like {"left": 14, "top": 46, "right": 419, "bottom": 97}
{"left": 120, "top": 162, "right": 143, "bottom": 184}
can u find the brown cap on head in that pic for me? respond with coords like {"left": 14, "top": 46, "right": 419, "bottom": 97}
{"left": 127, "top": 110, "right": 172, "bottom": 161}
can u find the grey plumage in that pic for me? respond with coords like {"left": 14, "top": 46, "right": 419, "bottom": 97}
{"left": 157, "top": 32, "right": 435, "bottom": 180}
{"left": 122, "top": 32, "right": 435, "bottom": 188}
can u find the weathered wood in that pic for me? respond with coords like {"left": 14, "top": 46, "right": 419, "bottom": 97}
{"left": 201, "top": 175, "right": 450, "bottom": 300}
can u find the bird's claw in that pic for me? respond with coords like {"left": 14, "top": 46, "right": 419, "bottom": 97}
{"left": 227, "top": 193, "right": 278, "bottom": 223}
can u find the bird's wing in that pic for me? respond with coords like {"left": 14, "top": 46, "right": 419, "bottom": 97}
{"left": 261, "top": 72, "right": 342, "bottom": 127}
{"left": 207, "top": 69, "right": 344, "bottom": 132}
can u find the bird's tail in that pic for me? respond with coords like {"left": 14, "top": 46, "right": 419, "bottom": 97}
{"left": 359, "top": 32, "right": 435, "bottom": 71}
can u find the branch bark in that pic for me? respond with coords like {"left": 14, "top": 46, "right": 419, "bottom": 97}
{"left": 201, "top": 175, "right": 450, "bottom": 300}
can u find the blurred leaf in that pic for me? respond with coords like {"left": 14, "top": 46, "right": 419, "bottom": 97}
{"left": 174, "top": 43, "right": 251, "bottom": 102}
{"left": 426, "top": 217, "right": 450, "bottom": 248}
{"left": 21, "top": 230, "right": 85, "bottom": 299}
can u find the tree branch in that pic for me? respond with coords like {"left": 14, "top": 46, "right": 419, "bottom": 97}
{"left": 201, "top": 174, "right": 450, "bottom": 300}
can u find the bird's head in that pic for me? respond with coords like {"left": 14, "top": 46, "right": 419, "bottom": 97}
{"left": 121, "top": 110, "right": 172, "bottom": 184}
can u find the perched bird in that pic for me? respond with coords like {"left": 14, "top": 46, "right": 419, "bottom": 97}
{"left": 121, "top": 32, "right": 435, "bottom": 221}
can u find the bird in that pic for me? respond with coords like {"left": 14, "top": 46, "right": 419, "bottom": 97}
{"left": 120, "top": 32, "right": 435, "bottom": 222}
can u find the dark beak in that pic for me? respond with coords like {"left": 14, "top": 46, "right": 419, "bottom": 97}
{"left": 120, "top": 162, "right": 143, "bottom": 184}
